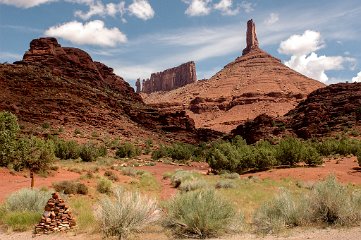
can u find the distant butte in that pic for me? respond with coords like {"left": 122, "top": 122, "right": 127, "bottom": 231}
{"left": 137, "top": 61, "right": 197, "bottom": 93}
{"left": 142, "top": 20, "right": 326, "bottom": 133}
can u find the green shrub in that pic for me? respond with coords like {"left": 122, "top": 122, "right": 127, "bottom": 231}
{"left": 215, "top": 180, "right": 236, "bottom": 189}
{"left": 54, "top": 139, "right": 80, "bottom": 160}
{"left": 4, "top": 188, "right": 50, "bottom": 212}
{"left": 165, "top": 189, "right": 237, "bottom": 238}
{"left": 97, "top": 178, "right": 112, "bottom": 194}
{"left": 3, "top": 211, "right": 41, "bottom": 231}
{"left": 52, "top": 181, "right": 88, "bottom": 195}
{"left": 275, "top": 137, "right": 304, "bottom": 166}
{"left": 357, "top": 151, "right": 361, "bottom": 167}
{"left": 79, "top": 142, "right": 105, "bottom": 162}
{"left": 97, "top": 187, "right": 160, "bottom": 239}
{"left": 0, "top": 111, "right": 19, "bottom": 167}
{"left": 115, "top": 142, "right": 141, "bottom": 158}
{"left": 151, "top": 142, "right": 197, "bottom": 161}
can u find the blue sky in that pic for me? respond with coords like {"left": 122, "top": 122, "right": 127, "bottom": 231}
{"left": 1, "top": 0, "right": 361, "bottom": 87}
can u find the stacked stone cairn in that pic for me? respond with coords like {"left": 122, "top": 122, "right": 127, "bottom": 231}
{"left": 34, "top": 192, "right": 76, "bottom": 234}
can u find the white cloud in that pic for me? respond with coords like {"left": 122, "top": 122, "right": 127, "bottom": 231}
{"left": 264, "top": 13, "right": 279, "bottom": 25}
{"left": 279, "top": 30, "right": 355, "bottom": 83}
{"left": 74, "top": 1, "right": 126, "bottom": 20}
{"left": 128, "top": 0, "right": 154, "bottom": 20}
{"left": 183, "top": 0, "right": 212, "bottom": 16}
{"left": 352, "top": 71, "right": 361, "bottom": 82}
{"left": 214, "top": 0, "right": 239, "bottom": 16}
{"left": 45, "top": 20, "right": 127, "bottom": 47}
{"left": 278, "top": 30, "right": 324, "bottom": 56}
{"left": 240, "top": 1, "right": 254, "bottom": 13}
{"left": 0, "top": 0, "right": 54, "bottom": 8}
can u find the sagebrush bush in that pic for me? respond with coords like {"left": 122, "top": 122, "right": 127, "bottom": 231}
{"left": 97, "top": 187, "right": 160, "bottom": 239}
{"left": 54, "top": 139, "right": 80, "bottom": 160}
{"left": 53, "top": 181, "right": 88, "bottom": 195}
{"left": 170, "top": 170, "right": 200, "bottom": 188}
{"left": 220, "top": 172, "right": 240, "bottom": 179}
{"left": 120, "top": 167, "right": 142, "bottom": 177}
{"left": 309, "top": 176, "right": 360, "bottom": 225}
{"left": 165, "top": 189, "right": 238, "bottom": 238}
{"left": 104, "top": 170, "right": 119, "bottom": 181}
{"left": 115, "top": 142, "right": 141, "bottom": 158}
{"left": 4, "top": 188, "right": 50, "bottom": 212}
{"left": 215, "top": 180, "right": 236, "bottom": 189}
{"left": 253, "top": 176, "right": 361, "bottom": 233}
{"left": 97, "top": 178, "right": 112, "bottom": 194}
{"left": 178, "top": 179, "right": 208, "bottom": 192}
{"left": 253, "top": 190, "right": 308, "bottom": 233}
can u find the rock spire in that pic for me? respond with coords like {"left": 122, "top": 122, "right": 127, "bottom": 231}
{"left": 242, "top": 19, "right": 259, "bottom": 55}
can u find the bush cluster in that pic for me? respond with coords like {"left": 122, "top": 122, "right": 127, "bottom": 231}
{"left": 115, "top": 142, "right": 141, "bottom": 158}
{"left": 53, "top": 181, "right": 88, "bottom": 195}
{"left": 254, "top": 176, "right": 361, "bottom": 233}
{"left": 151, "top": 142, "right": 200, "bottom": 161}
{"left": 54, "top": 139, "right": 80, "bottom": 160}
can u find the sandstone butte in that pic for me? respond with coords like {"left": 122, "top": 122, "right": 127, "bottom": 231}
{"left": 136, "top": 61, "right": 197, "bottom": 93}
{"left": 0, "top": 37, "right": 221, "bottom": 143}
{"left": 142, "top": 19, "right": 326, "bottom": 133}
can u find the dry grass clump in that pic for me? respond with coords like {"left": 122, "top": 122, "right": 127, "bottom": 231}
{"left": 53, "top": 181, "right": 88, "bottom": 195}
{"left": 97, "top": 187, "right": 160, "bottom": 239}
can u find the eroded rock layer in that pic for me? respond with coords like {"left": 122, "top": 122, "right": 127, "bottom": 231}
{"left": 231, "top": 83, "right": 361, "bottom": 143}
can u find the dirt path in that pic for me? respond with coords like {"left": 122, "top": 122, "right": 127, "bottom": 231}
{"left": 1, "top": 226, "right": 361, "bottom": 240}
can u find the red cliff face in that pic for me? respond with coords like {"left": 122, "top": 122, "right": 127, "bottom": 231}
{"left": 18, "top": 37, "right": 141, "bottom": 102}
{"left": 0, "top": 37, "right": 221, "bottom": 143}
{"left": 137, "top": 61, "right": 197, "bottom": 93}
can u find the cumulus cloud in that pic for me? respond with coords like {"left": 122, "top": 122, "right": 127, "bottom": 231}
{"left": 45, "top": 20, "right": 127, "bottom": 47}
{"left": 214, "top": 0, "right": 239, "bottom": 16}
{"left": 352, "top": 72, "right": 361, "bottom": 82}
{"left": 264, "top": 13, "right": 279, "bottom": 25}
{"left": 183, "top": 0, "right": 212, "bottom": 16}
{"left": 128, "top": 0, "right": 154, "bottom": 20}
{"left": 74, "top": 1, "right": 127, "bottom": 20}
{"left": 279, "top": 30, "right": 324, "bottom": 56}
{"left": 279, "top": 30, "right": 355, "bottom": 83}
{"left": 0, "top": 0, "right": 54, "bottom": 8}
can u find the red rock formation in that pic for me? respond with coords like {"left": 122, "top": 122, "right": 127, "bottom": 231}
{"left": 0, "top": 37, "right": 220, "bottom": 143}
{"left": 141, "top": 61, "right": 197, "bottom": 93}
{"left": 143, "top": 20, "right": 325, "bottom": 133}
{"left": 231, "top": 83, "right": 361, "bottom": 143}
{"left": 242, "top": 19, "right": 259, "bottom": 55}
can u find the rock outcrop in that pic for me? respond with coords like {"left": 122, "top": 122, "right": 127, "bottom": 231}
{"left": 231, "top": 83, "right": 361, "bottom": 143}
{"left": 0, "top": 37, "right": 220, "bottom": 143}
{"left": 139, "top": 61, "right": 197, "bottom": 93}
{"left": 242, "top": 19, "right": 259, "bottom": 55}
{"left": 142, "top": 20, "right": 325, "bottom": 133}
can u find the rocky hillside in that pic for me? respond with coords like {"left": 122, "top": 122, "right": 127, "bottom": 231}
{"left": 231, "top": 82, "right": 361, "bottom": 143}
{"left": 142, "top": 20, "right": 325, "bottom": 133}
{"left": 0, "top": 37, "right": 220, "bottom": 143}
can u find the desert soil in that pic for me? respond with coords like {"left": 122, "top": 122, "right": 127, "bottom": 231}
{"left": 0, "top": 157, "right": 360, "bottom": 239}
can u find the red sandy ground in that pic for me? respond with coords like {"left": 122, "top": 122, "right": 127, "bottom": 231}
{"left": 0, "top": 157, "right": 360, "bottom": 203}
